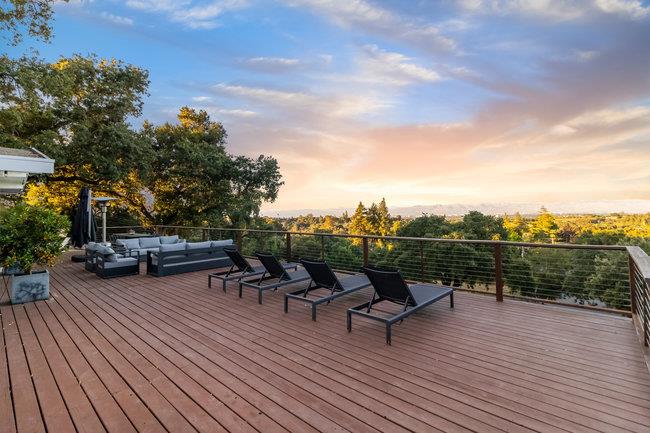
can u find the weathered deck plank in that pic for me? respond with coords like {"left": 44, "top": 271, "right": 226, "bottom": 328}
{"left": 1, "top": 256, "right": 649, "bottom": 433}
{"left": 0, "top": 304, "right": 17, "bottom": 433}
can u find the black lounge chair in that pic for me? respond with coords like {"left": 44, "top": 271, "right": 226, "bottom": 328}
{"left": 347, "top": 266, "right": 454, "bottom": 345}
{"left": 208, "top": 247, "right": 298, "bottom": 292}
{"left": 239, "top": 252, "right": 311, "bottom": 304}
{"left": 284, "top": 259, "right": 371, "bottom": 321}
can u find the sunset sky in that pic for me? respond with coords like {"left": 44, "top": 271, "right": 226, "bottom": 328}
{"left": 14, "top": 0, "right": 650, "bottom": 214}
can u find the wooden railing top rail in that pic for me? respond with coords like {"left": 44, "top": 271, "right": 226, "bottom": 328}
{"left": 628, "top": 246, "right": 650, "bottom": 284}
{"left": 145, "top": 225, "right": 628, "bottom": 251}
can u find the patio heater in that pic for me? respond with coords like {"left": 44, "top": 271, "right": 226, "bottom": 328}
{"left": 93, "top": 197, "right": 116, "bottom": 245}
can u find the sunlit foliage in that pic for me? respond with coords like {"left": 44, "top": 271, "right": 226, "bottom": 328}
{"left": 1, "top": 55, "right": 282, "bottom": 226}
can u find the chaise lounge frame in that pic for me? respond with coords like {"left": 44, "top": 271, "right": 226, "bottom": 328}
{"left": 347, "top": 266, "right": 454, "bottom": 345}
{"left": 238, "top": 252, "right": 310, "bottom": 304}
{"left": 208, "top": 247, "right": 298, "bottom": 292}
{"left": 284, "top": 259, "right": 371, "bottom": 321}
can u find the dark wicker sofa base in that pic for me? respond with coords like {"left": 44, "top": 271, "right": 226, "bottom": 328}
{"left": 147, "top": 247, "right": 232, "bottom": 277}
{"left": 95, "top": 254, "right": 140, "bottom": 279}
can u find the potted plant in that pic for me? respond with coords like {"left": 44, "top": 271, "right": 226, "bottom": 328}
{"left": 0, "top": 204, "right": 70, "bottom": 304}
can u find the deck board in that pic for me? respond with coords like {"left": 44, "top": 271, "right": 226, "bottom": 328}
{"left": 0, "top": 306, "right": 17, "bottom": 433}
{"left": 1, "top": 256, "right": 649, "bottom": 433}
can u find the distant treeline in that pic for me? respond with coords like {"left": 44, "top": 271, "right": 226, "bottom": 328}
{"left": 252, "top": 199, "right": 650, "bottom": 245}
{"left": 239, "top": 200, "right": 648, "bottom": 310}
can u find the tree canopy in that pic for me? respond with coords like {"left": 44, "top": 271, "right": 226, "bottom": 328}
{"left": 1, "top": 0, "right": 65, "bottom": 45}
{"left": 1, "top": 54, "right": 282, "bottom": 226}
{"left": 146, "top": 107, "right": 282, "bottom": 226}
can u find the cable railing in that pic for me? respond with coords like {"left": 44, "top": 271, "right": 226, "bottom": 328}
{"left": 628, "top": 247, "right": 650, "bottom": 348}
{"left": 101, "top": 224, "right": 637, "bottom": 316}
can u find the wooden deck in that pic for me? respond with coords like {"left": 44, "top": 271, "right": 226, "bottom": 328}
{"left": 1, "top": 256, "right": 650, "bottom": 433}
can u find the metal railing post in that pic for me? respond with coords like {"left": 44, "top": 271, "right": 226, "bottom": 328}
{"left": 419, "top": 240, "right": 425, "bottom": 281}
{"left": 320, "top": 235, "right": 325, "bottom": 260}
{"left": 362, "top": 237, "right": 369, "bottom": 267}
{"left": 286, "top": 232, "right": 292, "bottom": 261}
{"left": 494, "top": 243, "right": 504, "bottom": 302}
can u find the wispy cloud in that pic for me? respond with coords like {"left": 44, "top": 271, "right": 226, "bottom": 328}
{"left": 213, "top": 83, "right": 312, "bottom": 105}
{"left": 594, "top": 0, "right": 650, "bottom": 19}
{"left": 356, "top": 44, "right": 441, "bottom": 86}
{"left": 245, "top": 57, "right": 300, "bottom": 66}
{"left": 238, "top": 56, "right": 302, "bottom": 72}
{"left": 125, "top": 0, "right": 248, "bottom": 29}
{"left": 283, "top": 0, "right": 457, "bottom": 53}
{"left": 206, "top": 107, "right": 257, "bottom": 118}
{"left": 460, "top": 0, "right": 650, "bottom": 21}
{"left": 99, "top": 11, "right": 134, "bottom": 26}
{"left": 211, "top": 82, "right": 388, "bottom": 119}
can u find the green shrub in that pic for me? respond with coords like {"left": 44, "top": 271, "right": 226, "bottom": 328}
{"left": 0, "top": 204, "right": 70, "bottom": 272}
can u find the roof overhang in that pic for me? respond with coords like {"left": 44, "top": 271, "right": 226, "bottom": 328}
{"left": 0, "top": 148, "right": 55, "bottom": 194}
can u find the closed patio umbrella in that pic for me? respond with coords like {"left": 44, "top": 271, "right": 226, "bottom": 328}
{"left": 71, "top": 187, "right": 97, "bottom": 248}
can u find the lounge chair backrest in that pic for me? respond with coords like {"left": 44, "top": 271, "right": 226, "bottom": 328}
{"left": 255, "top": 252, "right": 288, "bottom": 279}
{"left": 362, "top": 266, "right": 416, "bottom": 306}
{"left": 300, "top": 259, "right": 340, "bottom": 289}
{"left": 224, "top": 247, "right": 252, "bottom": 272}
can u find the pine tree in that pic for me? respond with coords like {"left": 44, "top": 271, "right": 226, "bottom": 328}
{"left": 527, "top": 207, "right": 559, "bottom": 242}
{"left": 504, "top": 212, "right": 527, "bottom": 241}
{"left": 367, "top": 202, "right": 380, "bottom": 235}
{"left": 348, "top": 202, "right": 370, "bottom": 241}
{"left": 377, "top": 198, "right": 391, "bottom": 236}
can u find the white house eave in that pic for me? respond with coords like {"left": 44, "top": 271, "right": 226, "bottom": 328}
{"left": 0, "top": 152, "right": 55, "bottom": 174}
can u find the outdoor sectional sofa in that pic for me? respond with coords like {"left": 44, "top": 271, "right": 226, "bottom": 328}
{"left": 146, "top": 240, "right": 234, "bottom": 277}
{"left": 115, "top": 235, "right": 186, "bottom": 261}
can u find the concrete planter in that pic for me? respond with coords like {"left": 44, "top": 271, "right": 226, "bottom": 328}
{"left": 9, "top": 270, "right": 50, "bottom": 304}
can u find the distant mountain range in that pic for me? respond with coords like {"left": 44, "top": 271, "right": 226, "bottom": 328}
{"left": 261, "top": 200, "right": 650, "bottom": 218}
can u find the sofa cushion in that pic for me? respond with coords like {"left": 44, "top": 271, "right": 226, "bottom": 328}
{"left": 186, "top": 241, "right": 212, "bottom": 250}
{"left": 117, "top": 238, "right": 140, "bottom": 250}
{"left": 211, "top": 239, "right": 234, "bottom": 248}
{"left": 160, "top": 235, "right": 179, "bottom": 244}
{"left": 139, "top": 237, "right": 161, "bottom": 248}
{"left": 86, "top": 242, "right": 104, "bottom": 251}
{"left": 103, "top": 257, "right": 138, "bottom": 269}
{"left": 160, "top": 243, "right": 186, "bottom": 253}
{"left": 96, "top": 246, "right": 119, "bottom": 261}
{"left": 130, "top": 248, "right": 159, "bottom": 257}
